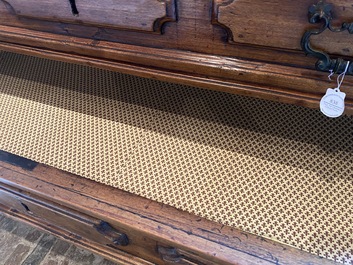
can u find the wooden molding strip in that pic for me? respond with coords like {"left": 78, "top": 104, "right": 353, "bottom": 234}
{"left": 1, "top": 25, "right": 353, "bottom": 114}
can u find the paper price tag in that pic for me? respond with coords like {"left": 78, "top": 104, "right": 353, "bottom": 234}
{"left": 320, "top": 88, "right": 346, "bottom": 118}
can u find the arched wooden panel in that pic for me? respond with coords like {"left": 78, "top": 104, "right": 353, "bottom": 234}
{"left": 4, "top": 0, "right": 176, "bottom": 33}
{"left": 213, "top": 0, "right": 353, "bottom": 57}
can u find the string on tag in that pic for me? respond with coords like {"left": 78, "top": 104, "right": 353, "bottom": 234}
{"left": 320, "top": 62, "right": 349, "bottom": 118}
{"left": 336, "top": 62, "right": 350, "bottom": 91}
{"left": 328, "top": 69, "right": 334, "bottom": 80}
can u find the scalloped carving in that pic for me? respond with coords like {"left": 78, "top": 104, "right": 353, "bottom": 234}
{"left": 4, "top": 0, "right": 176, "bottom": 33}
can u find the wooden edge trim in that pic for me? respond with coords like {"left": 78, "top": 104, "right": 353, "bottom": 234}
{"left": 0, "top": 210, "right": 152, "bottom": 265}
{"left": 153, "top": 0, "right": 177, "bottom": 33}
{"left": 211, "top": 0, "right": 235, "bottom": 42}
{"left": 2, "top": 25, "right": 353, "bottom": 110}
{"left": 3, "top": 39, "right": 353, "bottom": 116}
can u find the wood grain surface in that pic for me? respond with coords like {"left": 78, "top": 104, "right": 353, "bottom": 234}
{"left": 4, "top": 0, "right": 176, "bottom": 33}
{"left": 1, "top": 1, "right": 353, "bottom": 112}
{"left": 213, "top": 0, "right": 353, "bottom": 56}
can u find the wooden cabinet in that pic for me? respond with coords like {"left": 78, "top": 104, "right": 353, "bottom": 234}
{"left": 0, "top": 1, "right": 351, "bottom": 264}
{"left": 1, "top": 0, "right": 353, "bottom": 114}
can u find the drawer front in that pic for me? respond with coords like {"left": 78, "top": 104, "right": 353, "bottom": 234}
{"left": 213, "top": 0, "right": 353, "bottom": 57}
{"left": 0, "top": 187, "right": 212, "bottom": 265}
{"left": 5, "top": 0, "right": 176, "bottom": 33}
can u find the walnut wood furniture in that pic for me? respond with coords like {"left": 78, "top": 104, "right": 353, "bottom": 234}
{"left": 0, "top": 0, "right": 351, "bottom": 264}
{"left": 1, "top": 0, "right": 353, "bottom": 113}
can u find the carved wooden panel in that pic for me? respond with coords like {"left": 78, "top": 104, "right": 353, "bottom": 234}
{"left": 213, "top": 0, "right": 353, "bottom": 57}
{"left": 5, "top": 0, "right": 176, "bottom": 33}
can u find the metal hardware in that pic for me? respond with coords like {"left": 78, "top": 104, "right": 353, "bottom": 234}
{"left": 20, "top": 201, "right": 33, "bottom": 215}
{"left": 93, "top": 221, "right": 129, "bottom": 246}
{"left": 301, "top": 0, "right": 353, "bottom": 75}
{"left": 68, "top": 0, "right": 79, "bottom": 16}
{"left": 158, "top": 246, "right": 183, "bottom": 263}
{"left": 157, "top": 246, "right": 200, "bottom": 265}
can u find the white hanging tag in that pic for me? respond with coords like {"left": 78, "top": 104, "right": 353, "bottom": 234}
{"left": 320, "top": 88, "right": 346, "bottom": 118}
{"left": 320, "top": 62, "right": 350, "bottom": 118}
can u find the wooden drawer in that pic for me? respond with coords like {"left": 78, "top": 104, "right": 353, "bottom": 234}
{"left": 213, "top": 0, "right": 353, "bottom": 58}
{"left": 212, "top": 0, "right": 353, "bottom": 78}
{"left": 4, "top": 0, "right": 176, "bottom": 33}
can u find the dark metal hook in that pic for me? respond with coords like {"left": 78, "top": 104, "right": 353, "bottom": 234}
{"left": 301, "top": 0, "right": 353, "bottom": 75}
{"left": 68, "top": 0, "right": 79, "bottom": 16}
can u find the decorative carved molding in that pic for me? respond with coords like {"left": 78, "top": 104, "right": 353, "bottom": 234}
{"left": 212, "top": 0, "right": 236, "bottom": 42}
